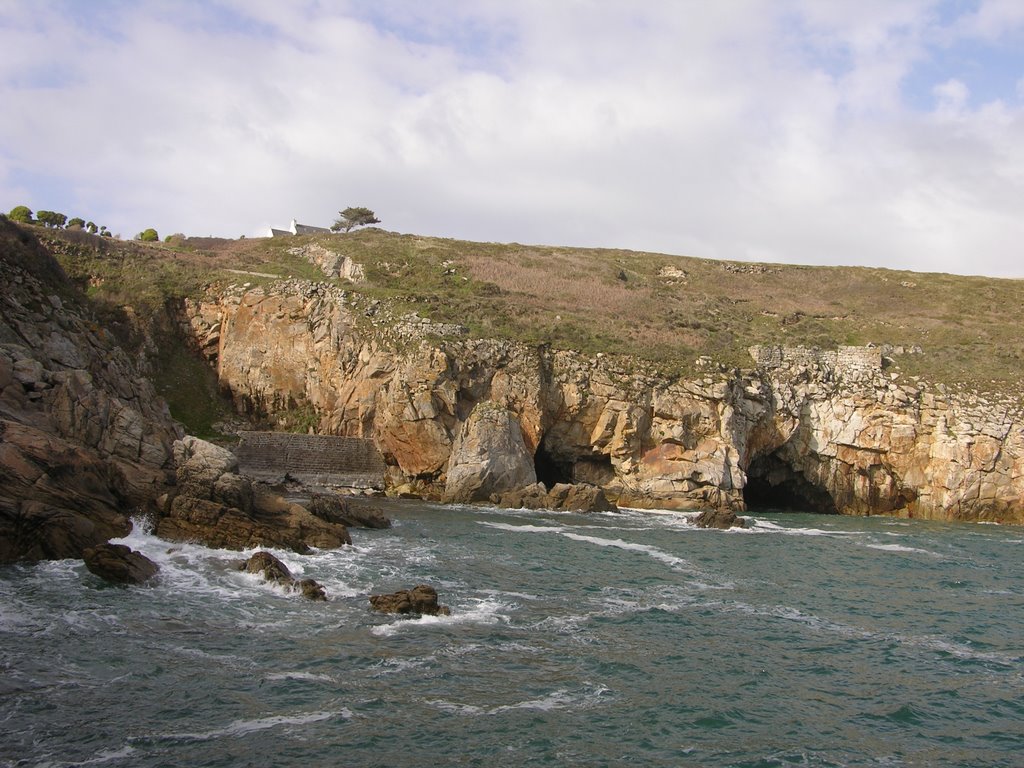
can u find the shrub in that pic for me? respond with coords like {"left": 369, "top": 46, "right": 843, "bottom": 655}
{"left": 137, "top": 228, "right": 159, "bottom": 242}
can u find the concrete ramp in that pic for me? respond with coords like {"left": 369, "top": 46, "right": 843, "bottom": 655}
{"left": 236, "top": 431, "right": 386, "bottom": 489}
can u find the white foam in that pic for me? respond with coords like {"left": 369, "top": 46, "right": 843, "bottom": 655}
{"left": 427, "top": 684, "right": 609, "bottom": 716}
{"left": 557, "top": 531, "right": 692, "bottom": 570}
{"left": 370, "top": 595, "right": 512, "bottom": 637}
{"left": 479, "top": 521, "right": 564, "bottom": 534}
{"left": 864, "top": 543, "right": 938, "bottom": 556}
{"left": 44, "top": 745, "right": 138, "bottom": 767}
{"left": 156, "top": 710, "right": 347, "bottom": 741}
{"left": 264, "top": 671, "right": 336, "bottom": 683}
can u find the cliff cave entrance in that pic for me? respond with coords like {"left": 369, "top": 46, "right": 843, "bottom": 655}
{"left": 743, "top": 452, "right": 837, "bottom": 514}
{"left": 534, "top": 436, "right": 572, "bottom": 490}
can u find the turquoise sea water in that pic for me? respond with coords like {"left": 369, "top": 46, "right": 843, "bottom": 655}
{"left": 1, "top": 502, "right": 1022, "bottom": 767}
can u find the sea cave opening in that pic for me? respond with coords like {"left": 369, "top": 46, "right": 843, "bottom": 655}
{"left": 534, "top": 436, "right": 573, "bottom": 490}
{"left": 743, "top": 452, "right": 838, "bottom": 514}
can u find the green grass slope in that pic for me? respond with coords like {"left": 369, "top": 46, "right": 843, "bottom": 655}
{"left": 34, "top": 224, "right": 1024, "bottom": 390}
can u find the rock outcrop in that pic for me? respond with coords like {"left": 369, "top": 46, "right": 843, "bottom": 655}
{"left": 156, "top": 437, "right": 352, "bottom": 553}
{"left": 443, "top": 402, "right": 537, "bottom": 503}
{"left": 693, "top": 508, "right": 746, "bottom": 530}
{"left": 239, "top": 550, "right": 327, "bottom": 601}
{"left": 369, "top": 585, "right": 450, "bottom": 616}
{"left": 492, "top": 482, "right": 616, "bottom": 513}
{"left": 0, "top": 220, "right": 180, "bottom": 562}
{"left": 83, "top": 543, "right": 159, "bottom": 584}
{"left": 180, "top": 277, "right": 1024, "bottom": 525}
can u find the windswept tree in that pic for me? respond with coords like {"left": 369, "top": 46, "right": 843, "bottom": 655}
{"left": 8, "top": 205, "right": 33, "bottom": 224}
{"left": 331, "top": 206, "right": 380, "bottom": 233}
{"left": 36, "top": 210, "right": 67, "bottom": 228}
{"left": 85, "top": 221, "right": 97, "bottom": 234}
{"left": 67, "top": 217, "right": 86, "bottom": 229}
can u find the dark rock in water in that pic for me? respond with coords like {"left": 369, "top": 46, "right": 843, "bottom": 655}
{"left": 239, "top": 550, "right": 327, "bottom": 601}
{"left": 82, "top": 543, "right": 158, "bottom": 585}
{"left": 492, "top": 482, "right": 617, "bottom": 513}
{"left": 547, "top": 483, "right": 616, "bottom": 513}
{"left": 297, "top": 578, "right": 327, "bottom": 601}
{"left": 157, "top": 437, "right": 352, "bottom": 553}
{"left": 307, "top": 493, "right": 391, "bottom": 529}
{"left": 370, "top": 584, "right": 450, "bottom": 616}
{"left": 693, "top": 508, "right": 746, "bottom": 529}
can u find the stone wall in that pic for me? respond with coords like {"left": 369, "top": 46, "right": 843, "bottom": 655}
{"left": 236, "top": 431, "right": 386, "bottom": 489}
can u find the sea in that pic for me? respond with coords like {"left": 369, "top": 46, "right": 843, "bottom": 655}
{"left": 1, "top": 501, "right": 1022, "bottom": 768}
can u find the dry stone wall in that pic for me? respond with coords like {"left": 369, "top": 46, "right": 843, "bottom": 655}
{"left": 236, "top": 431, "right": 386, "bottom": 489}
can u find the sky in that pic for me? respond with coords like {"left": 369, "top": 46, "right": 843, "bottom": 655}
{"left": 2, "top": 1, "right": 1024, "bottom": 277}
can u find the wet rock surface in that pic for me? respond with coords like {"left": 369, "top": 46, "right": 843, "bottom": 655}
{"left": 239, "top": 550, "right": 327, "bottom": 601}
{"left": 83, "top": 543, "right": 159, "bottom": 584}
{"left": 370, "top": 585, "right": 450, "bottom": 616}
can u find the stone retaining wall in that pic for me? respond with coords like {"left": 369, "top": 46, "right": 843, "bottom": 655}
{"left": 237, "top": 431, "right": 386, "bottom": 489}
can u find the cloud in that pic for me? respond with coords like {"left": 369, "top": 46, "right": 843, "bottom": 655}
{"left": 1, "top": 0, "right": 1023, "bottom": 276}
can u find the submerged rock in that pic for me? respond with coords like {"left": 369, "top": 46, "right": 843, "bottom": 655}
{"left": 369, "top": 585, "right": 450, "bottom": 616}
{"left": 693, "top": 508, "right": 746, "bottom": 530}
{"left": 239, "top": 550, "right": 327, "bottom": 601}
{"left": 82, "top": 543, "right": 159, "bottom": 585}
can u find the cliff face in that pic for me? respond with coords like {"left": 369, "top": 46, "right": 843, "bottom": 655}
{"left": 185, "top": 279, "right": 1024, "bottom": 524}
{"left": 0, "top": 221, "right": 181, "bottom": 561}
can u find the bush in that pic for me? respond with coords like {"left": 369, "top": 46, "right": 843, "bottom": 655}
{"left": 137, "top": 228, "right": 159, "bottom": 242}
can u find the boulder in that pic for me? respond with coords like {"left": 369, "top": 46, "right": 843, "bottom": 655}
{"left": 82, "top": 543, "right": 158, "bottom": 585}
{"left": 156, "top": 490, "right": 351, "bottom": 554}
{"left": 239, "top": 550, "right": 327, "bottom": 601}
{"left": 547, "top": 483, "right": 617, "bottom": 513}
{"left": 369, "top": 584, "right": 450, "bottom": 616}
{"left": 173, "top": 436, "right": 238, "bottom": 499}
{"left": 492, "top": 482, "right": 617, "bottom": 513}
{"left": 443, "top": 402, "right": 537, "bottom": 504}
{"left": 158, "top": 436, "right": 352, "bottom": 553}
{"left": 693, "top": 508, "right": 746, "bottom": 529}
{"left": 307, "top": 493, "right": 391, "bottom": 529}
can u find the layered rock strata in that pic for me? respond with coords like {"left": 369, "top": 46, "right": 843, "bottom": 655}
{"left": 182, "top": 279, "right": 1024, "bottom": 524}
{"left": 1, "top": 221, "right": 180, "bottom": 562}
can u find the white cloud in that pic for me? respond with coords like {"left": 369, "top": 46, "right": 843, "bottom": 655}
{"left": 1, "top": 1, "right": 1023, "bottom": 275}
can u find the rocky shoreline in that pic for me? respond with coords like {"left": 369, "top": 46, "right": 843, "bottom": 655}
{"left": 2, "top": 217, "right": 1022, "bottom": 583}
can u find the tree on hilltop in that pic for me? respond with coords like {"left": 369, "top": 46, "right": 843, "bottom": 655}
{"left": 36, "top": 210, "right": 67, "bottom": 228}
{"left": 136, "top": 228, "right": 159, "bottom": 242}
{"left": 67, "top": 217, "right": 85, "bottom": 230}
{"left": 8, "top": 205, "right": 33, "bottom": 224}
{"left": 331, "top": 206, "right": 380, "bottom": 233}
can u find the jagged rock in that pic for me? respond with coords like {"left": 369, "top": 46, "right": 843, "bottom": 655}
{"left": 492, "top": 482, "right": 617, "bottom": 513}
{"left": 370, "top": 585, "right": 450, "bottom": 616}
{"left": 173, "top": 436, "right": 238, "bottom": 500}
{"left": 547, "top": 483, "right": 616, "bottom": 513}
{"left": 307, "top": 493, "right": 391, "bottom": 529}
{"left": 157, "top": 488, "right": 351, "bottom": 554}
{"left": 693, "top": 508, "right": 746, "bottom": 529}
{"left": 492, "top": 483, "right": 550, "bottom": 510}
{"left": 158, "top": 436, "right": 352, "bottom": 552}
{"left": 443, "top": 402, "right": 537, "bottom": 504}
{"left": 239, "top": 550, "right": 327, "bottom": 601}
{"left": 0, "top": 221, "right": 178, "bottom": 563}
{"left": 82, "top": 543, "right": 158, "bottom": 585}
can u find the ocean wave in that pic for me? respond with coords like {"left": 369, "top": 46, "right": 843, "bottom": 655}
{"left": 370, "top": 595, "right": 513, "bottom": 637}
{"left": 426, "top": 683, "right": 610, "bottom": 716}
{"left": 863, "top": 542, "right": 940, "bottom": 556}
{"left": 149, "top": 710, "right": 348, "bottom": 742}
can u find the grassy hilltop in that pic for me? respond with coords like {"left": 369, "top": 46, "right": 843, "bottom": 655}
{"left": 36, "top": 225, "right": 1024, "bottom": 389}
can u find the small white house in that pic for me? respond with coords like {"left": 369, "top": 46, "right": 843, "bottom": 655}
{"left": 268, "top": 218, "right": 331, "bottom": 237}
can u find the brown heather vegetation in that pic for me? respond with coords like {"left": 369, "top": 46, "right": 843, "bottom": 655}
{"left": 25, "top": 223, "right": 1024, "bottom": 390}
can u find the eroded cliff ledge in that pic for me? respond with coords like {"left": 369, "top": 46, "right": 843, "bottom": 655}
{"left": 183, "top": 279, "right": 1024, "bottom": 524}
